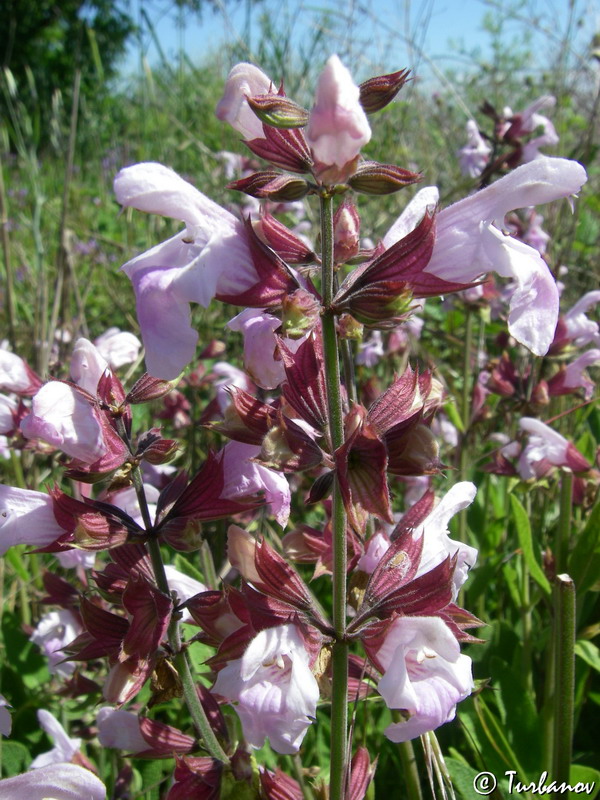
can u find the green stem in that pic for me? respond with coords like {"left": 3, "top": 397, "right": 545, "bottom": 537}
{"left": 397, "top": 737, "right": 423, "bottom": 800}
{"left": 457, "top": 307, "right": 474, "bottom": 544}
{"left": 145, "top": 517, "right": 229, "bottom": 762}
{"left": 551, "top": 574, "right": 575, "bottom": 785}
{"left": 320, "top": 191, "right": 348, "bottom": 800}
{"left": 118, "top": 416, "right": 228, "bottom": 763}
{"left": 555, "top": 470, "right": 573, "bottom": 575}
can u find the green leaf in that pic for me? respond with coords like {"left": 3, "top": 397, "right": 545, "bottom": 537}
{"left": 509, "top": 494, "right": 551, "bottom": 596}
{"left": 0, "top": 741, "right": 30, "bottom": 776}
{"left": 1, "top": 611, "right": 48, "bottom": 688}
{"left": 569, "top": 502, "right": 600, "bottom": 593}
{"left": 575, "top": 640, "right": 600, "bottom": 672}
{"left": 570, "top": 765, "right": 600, "bottom": 799}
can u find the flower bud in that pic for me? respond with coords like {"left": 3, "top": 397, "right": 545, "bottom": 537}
{"left": 126, "top": 373, "right": 181, "bottom": 404}
{"left": 337, "top": 313, "right": 364, "bottom": 341}
{"left": 281, "top": 289, "right": 321, "bottom": 339}
{"left": 306, "top": 55, "right": 371, "bottom": 180}
{"left": 359, "top": 68, "right": 410, "bottom": 113}
{"left": 246, "top": 93, "right": 309, "bottom": 128}
{"left": 348, "top": 161, "right": 421, "bottom": 195}
{"left": 333, "top": 201, "right": 360, "bottom": 263}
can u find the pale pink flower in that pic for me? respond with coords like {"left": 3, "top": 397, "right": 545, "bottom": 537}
{"left": 96, "top": 707, "right": 147, "bottom": 752}
{"left": 376, "top": 616, "right": 473, "bottom": 743}
{"left": 212, "top": 624, "right": 319, "bottom": 754}
{"left": 21, "top": 381, "right": 106, "bottom": 463}
{"left": 356, "top": 331, "right": 384, "bottom": 367}
{"left": 227, "top": 309, "right": 305, "bottom": 390}
{"left": 30, "top": 710, "right": 81, "bottom": 768}
{"left": 412, "top": 482, "right": 478, "bottom": 596}
{"left": 228, "top": 309, "right": 286, "bottom": 390}
{"left": 559, "top": 349, "right": 600, "bottom": 399}
{"left": 69, "top": 338, "right": 109, "bottom": 395}
{"left": 457, "top": 120, "right": 491, "bottom": 178}
{"left": 518, "top": 417, "right": 590, "bottom": 479}
{"left": 0, "top": 763, "right": 105, "bottom": 800}
{"left": 523, "top": 210, "right": 550, "bottom": 255}
{"left": 94, "top": 327, "right": 141, "bottom": 369}
{"left": 0, "top": 486, "right": 63, "bottom": 555}
{"left": 306, "top": 55, "right": 371, "bottom": 173}
{"left": 30, "top": 610, "right": 82, "bottom": 678}
{"left": 216, "top": 63, "right": 273, "bottom": 140}
{"left": 221, "top": 441, "right": 291, "bottom": 527}
{"left": 517, "top": 96, "right": 559, "bottom": 162}
{"left": 114, "top": 162, "right": 259, "bottom": 378}
{"left": 564, "top": 291, "right": 600, "bottom": 348}
{"left": 357, "top": 532, "right": 391, "bottom": 574}
{"left": 213, "top": 361, "right": 254, "bottom": 413}
{"left": 0, "top": 394, "right": 18, "bottom": 434}
{"left": 384, "top": 157, "right": 587, "bottom": 355}
{"left": 54, "top": 549, "right": 96, "bottom": 570}
{"left": 0, "top": 347, "right": 36, "bottom": 394}
{"left": 163, "top": 565, "right": 208, "bottom": 623}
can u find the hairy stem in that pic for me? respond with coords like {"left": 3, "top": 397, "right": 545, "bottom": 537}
{"left": 320, "top": 190, "right": 348, "bottom": 800}
{"left": 552, "top": 574, "right": 575, "bottom": 785}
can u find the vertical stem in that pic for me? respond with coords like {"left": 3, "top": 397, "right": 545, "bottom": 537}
{"left": 396, "top": 737, "right": 423, "bottom": 800}
{"left": 457, "top": 306, "right": 474, "bottom": 544}
{"left": 552, "top": 574, "right": 575, "bottom": 785}
{"left": 555, "top": 470, "right": 573, "bottom": 575}
{"left": 521, "top": 494, "right": 533, "bottom": 692}
{"left": 118, "top": 419, "right": 228, "bottom": 763}
{"left": 320, "top": 191, "right": 348, "bottom": 800}
{"left": 0, "top": 154, "right": 16, "bottom": 347}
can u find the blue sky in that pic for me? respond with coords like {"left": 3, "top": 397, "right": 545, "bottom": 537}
{"left": 123, "top": 0, "right": 595, "bottom": 86}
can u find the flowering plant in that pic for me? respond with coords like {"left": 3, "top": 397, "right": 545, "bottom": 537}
{"left": 0, "top": 50, "right": 596, "bottom": 800}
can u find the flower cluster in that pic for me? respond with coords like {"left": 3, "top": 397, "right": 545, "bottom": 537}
{"left": 0, "top": 51, "right": 592, "bottom": 800}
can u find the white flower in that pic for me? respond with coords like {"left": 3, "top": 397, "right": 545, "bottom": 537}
{"left": 212, "top": 624, "right": 318, "bottom": 754}
{"left": 376, "top": 616, "right": 473, "bottom": 743}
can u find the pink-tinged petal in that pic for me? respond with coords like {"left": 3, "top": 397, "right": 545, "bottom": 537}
{"left": 426, "top": 158, "right": 587, "bottom": 282}
{"left": 412, "top": 482, "right": 478, "bottom": 596}
{"left": 564, "top": 290, "right": 600, "bottom": 347}
{"left": 228, "top": 309, "right": 285, "bottom": 390}
{"left": 70, "top": 338, "right": 109, "bottom": 395}
{"left": 21, "top": 382, "right": 106, "bottom": 463}
{"left": 0, "top": 394, "right": 18, "bottom": 434}
{"left": 376, "top": 616, "right": 473, "bottom": 742}
{"left": 0, "top": 763, "right": 106, "bottom": 800}
{"left": 306, "top": 55, "right": 371, "bottom": 170}
{"left": 0, "top": 348, "right": 34, "bottom": 393}
{"left": 97, "top": 707, "right": 148, "bottom": 752}
{"left": 216, "top": 62, "right": 273, "bottom": 140}
{"left": 30, "top": 610, "right": 82, "bottom": 678}
{"left": 94, "top": 328, "right": 141, "bottom": 369}
{"left": 221, "top": 442, "right": 291, "bottom": 527}
{"left": 30, "top": 710, "right": 81, "bottom": 768}
{"left": 457, "top": 120, "right": 491, "bottom": 179}
{"left": 480, "top": 224, "right": 559, "bottom": 355}
{"left": 0, "top": 486, "right": 64, "bottom": 555}
{"left": 115, "top": 162, "right": 237, "bottom": 233}
{"left": 357, "top": 532, "right": 391, "bottom": 574}
{"left": 382, "top": 187, "right": 439, "bottom": 249}
{"left": 130, "top": 266, "right": 198, "bottom": 380}
{"left": 385, "top": 158, "right": 586, "bottom": 355}
{"left": 213, "top": 624, "right": 318, "bottom": 754}
{"left": 517, "top": 416, "right": 590, "bottom": 478}
{"left": 560, "top": 349, "right": 600, "bottom": 399}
